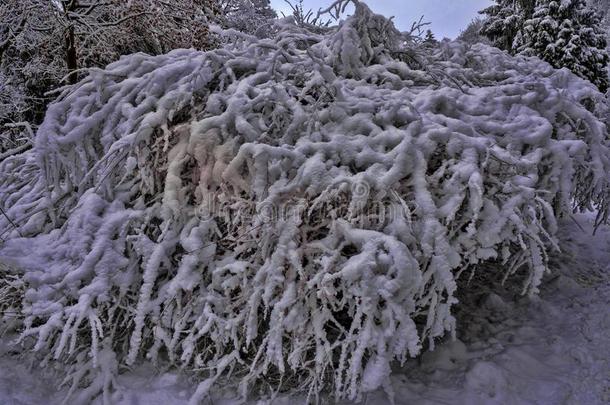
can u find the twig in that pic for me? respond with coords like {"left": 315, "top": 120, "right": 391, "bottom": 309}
{"left": 0, "top": 205, "right": 23, "bottom": 238}
{"left": 569, "top": 214, "right": 586, "bottom": 234}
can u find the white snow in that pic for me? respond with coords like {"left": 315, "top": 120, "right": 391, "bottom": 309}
{"left": 362, "top": 212, "right": 610, "bottom": 404}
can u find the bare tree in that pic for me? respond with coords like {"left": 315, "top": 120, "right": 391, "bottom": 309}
{"left": 0, "top": 0, "right": 219, "bottom": 153}
{"left": 218, "top": 0, "right": 277, "bottom": 37}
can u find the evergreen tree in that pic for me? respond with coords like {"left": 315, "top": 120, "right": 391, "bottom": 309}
{"left": 424, "top": 29, "right": 437, "bottom": 44}
{"left": 514, "top": 1, "right": 563, "bottom": 59}
{"left": 589, "top": 0, "right": 610, "bottom": 26}
{"left": 479, "top": 0, "right": 536, "bottom": 50}
{"left": 515, "top": 0, "right": 609, "bottom": 91}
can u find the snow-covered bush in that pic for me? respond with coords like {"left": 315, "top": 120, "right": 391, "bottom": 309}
{"left": 1, "top": 0, "right": 609, "bottom": 403}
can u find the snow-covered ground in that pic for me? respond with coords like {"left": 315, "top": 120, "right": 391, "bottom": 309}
{"left": 1, "top": 211, "right": 608, "bottom": 404}
{"left": 364, "top": 211, "right": 610, "bottom": 404}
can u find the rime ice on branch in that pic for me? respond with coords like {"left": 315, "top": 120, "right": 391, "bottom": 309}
{"left": 0, "top": 1, "right": 609, "bottom": 403}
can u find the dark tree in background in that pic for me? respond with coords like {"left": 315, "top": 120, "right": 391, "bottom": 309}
{"left": 0, "top": 0, "right": 219, "bottom": 152}
{"left": 458, "top": 18, "right": 492, "bottom": 45}
{"left": 219, "top": 0, "right": 278, "bottom": 37}
{"left": 424, "top": 29, "right": 437, "bottom": 44}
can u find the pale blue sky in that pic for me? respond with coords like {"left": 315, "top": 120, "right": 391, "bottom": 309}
{"left": 270, "top": 0, "right": 493, "bottom": 39}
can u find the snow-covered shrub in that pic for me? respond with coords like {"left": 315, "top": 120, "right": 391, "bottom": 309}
{"left": 1, "top": 0, "right": 609, "bottom": 402}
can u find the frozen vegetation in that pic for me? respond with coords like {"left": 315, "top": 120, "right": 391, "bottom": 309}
{"left": 0, "top": 0, "right": 609, "bottom": 403}
{"left": 2, "top": 212, "right": 609, "bottom": 404}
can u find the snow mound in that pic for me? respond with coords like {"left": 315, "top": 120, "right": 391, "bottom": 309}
{"left": 0, "top": 1, "right": 609, "bottom": 402}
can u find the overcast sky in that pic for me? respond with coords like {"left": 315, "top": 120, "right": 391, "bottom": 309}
{"left": 270, "top": 0, "right": 494, "bottom": 39}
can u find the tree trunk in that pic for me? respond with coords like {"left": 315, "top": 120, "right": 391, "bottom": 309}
{"left": 65, "top": 25, "right": 78, "bottom": 84}
{"left": 63, "top": 0, "right": 79, "bottom": 84}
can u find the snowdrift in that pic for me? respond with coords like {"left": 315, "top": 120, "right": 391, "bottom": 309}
{"left": 0, "top": 1, "right": 609, "bottom": 403}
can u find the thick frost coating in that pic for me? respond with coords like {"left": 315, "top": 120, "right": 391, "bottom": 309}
{"left": 0, "top": 1, "right": 609, "bottom": 402}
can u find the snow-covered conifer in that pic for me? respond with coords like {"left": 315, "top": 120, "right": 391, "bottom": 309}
{"left": 515, "top": 0, "right": 609, "bottom": 91}
{"left": 589, "top": 0, "right": 610, "bottom": 26}
{"left": 424, "top": 29, "right": 437, "bottom": 44}
{"left": 480, "top": 0, "right": 536, "bottom": 50}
